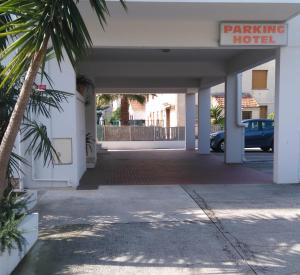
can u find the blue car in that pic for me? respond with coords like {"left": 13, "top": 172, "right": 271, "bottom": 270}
{"left": 210, "top": 119, "right": 274, "bottom": 152}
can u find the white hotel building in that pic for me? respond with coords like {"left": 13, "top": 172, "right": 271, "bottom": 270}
{"left": 16, "top": 0, "right": 300, "bottom": 188}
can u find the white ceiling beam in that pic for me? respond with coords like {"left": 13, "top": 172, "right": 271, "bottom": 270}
{"left": 78, "top": 61, "right": 226, "bottom": 78}
{"left": 94, "top": 77, "right": 201, "bottom": 89}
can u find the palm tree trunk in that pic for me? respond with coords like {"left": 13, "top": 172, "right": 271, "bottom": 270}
{"left": 0, "top": 35, "right": 49, "bottom": 197}
{"left": 120, "top": 95, "right": 129, "bottom": 126}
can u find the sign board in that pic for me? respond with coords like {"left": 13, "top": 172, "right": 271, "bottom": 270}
{"left": 220, "top": 22, "right": 288, "bottom": 46}
{"left": 37, "top": 84, "right": 47, "bottom": 91}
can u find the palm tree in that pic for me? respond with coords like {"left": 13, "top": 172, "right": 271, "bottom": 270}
{"left": 210, "top": 106, "right": 225, "bottom": 126}
{"left": 97, "top": 94, "right": 147, "bottom": 125}
{"left": 0, "top": 65, "right": 71, "bottom": 254}
{"left": 0, "top": 0, "right": 126, "bottom": 196}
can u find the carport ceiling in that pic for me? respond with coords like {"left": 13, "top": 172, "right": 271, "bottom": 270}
{"left": 106, "top": 1, "right": 300, "bottom": 22}
{"left": 85, "top": 48, "right": 245, "bottom": 63}
{"left": 77, "top": 48, "right": 276, "bottom": 90}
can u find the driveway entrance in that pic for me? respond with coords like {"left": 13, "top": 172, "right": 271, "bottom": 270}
{"left": 14, "top": 183, "right": 300, "bottom": 275}
{"left": 79, "top": 150, "right": 272, "bottom": 189}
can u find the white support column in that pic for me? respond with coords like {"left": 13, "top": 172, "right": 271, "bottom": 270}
{"left": 274, "top": 48, "right": 300, "bottom": 184}
{"left": 225, "top": 74, "right": 244, "bottom": 163}
{"left": 198, "top": 88, "right": 211, "bottom": 154}
{"left": 85, "top": 89, "right": 97, "bottom": 169}
{"left": 185, "top": 91, "right": 196, "bottom": 151}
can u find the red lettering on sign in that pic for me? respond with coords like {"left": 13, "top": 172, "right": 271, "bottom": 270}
{"left": 253, "top": 36, "right": 260, "bottom": 44}
{"left": 277, "top": 25, "right": 285, "bottom": 34}
{"left": 252, "top": 26, "right": 261, "bottom": 33}
{"left": 243, "top": 25, "right": 252, "bottom": 33}
{"left": 243, "top": 36, "right": 251, "bottom": 44}
{"left": 266, "top": 25, "right": 276, "bottom": 33}
{"left": 233, "top": 25, "right": 242, "bottom": 33}
{"left": 233, "top": 36, "right": 242, "bottom": 44}
{"left": 261, "top": 36, "right": 268, "bottom": 44}
{"left": 269, "top": 36, "right": 276, "bottom": 44}
{"left": 222, "top": 23, "right": 286, "bottom": 46}
{"left": 37, "top": 84, "right": 47, "bottom": 91}
{"left": 224, "top": 25, "right": 233, "bottom": 33}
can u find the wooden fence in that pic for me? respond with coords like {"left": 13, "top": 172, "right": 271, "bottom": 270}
{"left": 98, "top": 126, "right": 185, "bottom": 141}
{"left": 97, "top": 124, "right": 223, "bottom": 141}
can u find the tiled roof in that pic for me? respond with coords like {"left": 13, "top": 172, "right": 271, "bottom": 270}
{"left": 213, "top": 94, "right": 260, "bottom": 108}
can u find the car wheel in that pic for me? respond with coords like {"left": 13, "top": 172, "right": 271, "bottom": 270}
{"left": 261, "top": 147, "right": 271, "bottom": 152}
{"left": 217, "top": 140, "right": 225, "bottom": 152}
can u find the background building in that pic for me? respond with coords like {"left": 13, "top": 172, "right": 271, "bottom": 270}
{"left": 211, "top": 60, "right": 275, "bottom": 119}
{"left": 128, "top": 60, "right": 275, "bottom": 126}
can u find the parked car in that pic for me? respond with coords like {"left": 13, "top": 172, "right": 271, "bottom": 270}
{"left": 210, "top": 119, "right": 274, "bottom": 152}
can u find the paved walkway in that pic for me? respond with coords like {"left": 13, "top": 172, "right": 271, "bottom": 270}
{"left": 79, "top": 150, "right": 272, "bottom": 189}
{"left": 14, "top": 184, "right": 300, "bottom": 275}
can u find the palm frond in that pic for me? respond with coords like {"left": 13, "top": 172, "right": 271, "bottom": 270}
{"left": 96, "top": 94, "right": 117, "bottom": 108}
{"left": 20, "top": 121, "right": 59, "bottom": 166}
{"left": 27, "top": 89, "right": 72, "bottom": 118}
{"left": 210, "top": 106, "right": 224, "bottom": 125}
{"left": 0, "top": 13, "right": 11, "bottom": 51}
{"left": 127, "top": 94, "right": 146, "bottom": 104}
{"left": 7, "top": 152, "right": 28, "bottom": 179}
{"left": 86, "top": 132, "right": 95, "bottom": 154}
{"left": 0, "top": 0, "right": 126, "bottom": 88}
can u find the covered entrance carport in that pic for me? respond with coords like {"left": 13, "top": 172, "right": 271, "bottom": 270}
{"left": 76, "top": 4, "right": 300, "bottom": 186}
{"left": 26, "top": 0, "right": 300, "bottom": 188}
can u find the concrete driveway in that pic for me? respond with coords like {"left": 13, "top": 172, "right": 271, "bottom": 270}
{"left": 14, "top": 183, "right": 300, "bottom": 275}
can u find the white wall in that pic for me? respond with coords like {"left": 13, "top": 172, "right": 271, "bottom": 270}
{"left": 23, "top": 58, "right": 86, "bottom": 188}
{"left": 274, "top": 15, "right": 300, "bottom": 184}
{"left": 145, "top": 94, "right": 179, "bottom": 126}
{"left": 101, "top": 141, "right": 185, "bottom": 150}
{"left": 76, "top": 94, "right": 87, "bottom": 181}
{"left": 129, "top": 105, "right": 146, "bottom": 120}
{"left": 177, "top": 94, "right": 186, "bottom": 127}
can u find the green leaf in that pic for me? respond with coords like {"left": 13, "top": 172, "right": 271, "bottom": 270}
{"left": 0, "top": 0, "right": 127, "bottom": 88}
{"left": 20, "top": 120, "right": 60, "bottom": 166}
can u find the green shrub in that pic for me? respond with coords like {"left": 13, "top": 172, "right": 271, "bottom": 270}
{"left": 0, "top": 189, "right": 29, "bottom": 253}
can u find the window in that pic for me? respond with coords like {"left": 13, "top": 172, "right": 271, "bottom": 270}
{"left": 246, "top": 120, "right": 260, "bottom": 131}
{"left": 259, "top": 106, "right": 268, "bottom": 119}
{"left": 252, "top": 70, "right": 268, "bottom": 90}
{"left": 242, "top": 111, "right": 252, "bottom": 120}
{"left": 262, "top": 121, "right": 274, "bottom": 130}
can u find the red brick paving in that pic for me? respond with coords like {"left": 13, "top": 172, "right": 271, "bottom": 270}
{"left": 78, "top": 150, "right": 272, "bottom": 189}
